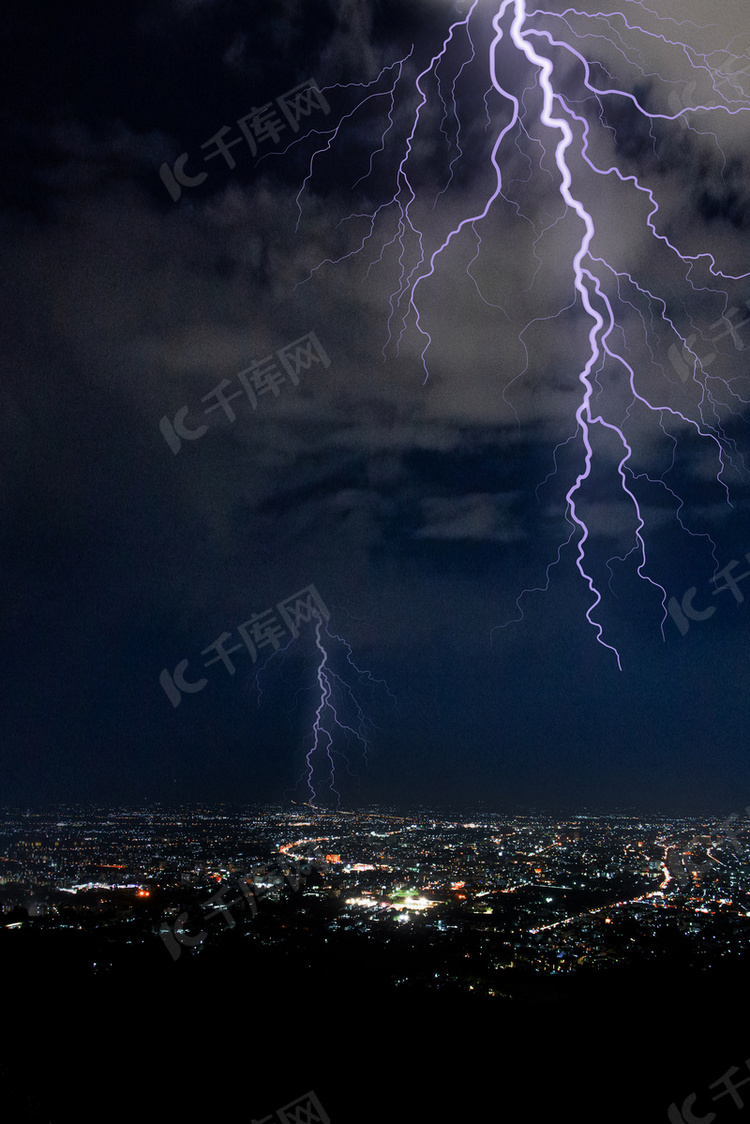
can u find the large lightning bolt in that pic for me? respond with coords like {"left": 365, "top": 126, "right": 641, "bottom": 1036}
{"left": 290, "top": 0, "right": 750, "bottom": 667}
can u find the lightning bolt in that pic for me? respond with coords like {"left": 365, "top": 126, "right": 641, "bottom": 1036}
{"left": 303, "top": 616, "right": 397, "bottom": 807}
{"left": 291, "top": 0, "right": 750, "bottom": 667}
{"left": 249, "top": 615, "right": 394, "bottom": 808}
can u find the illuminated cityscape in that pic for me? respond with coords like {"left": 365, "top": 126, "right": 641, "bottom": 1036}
{"left": 3, "top": 801, "right": 750, "bottom": 1121}
{"left": 4, "top": 802, "right": 750, "bottom": 973}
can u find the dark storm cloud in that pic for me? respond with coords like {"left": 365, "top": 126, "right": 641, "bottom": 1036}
{"left": 3, "top": 0, "right": 747, "bottom": 553}
{"left": 3, "top": 0, "right": 750, "bottom": 810}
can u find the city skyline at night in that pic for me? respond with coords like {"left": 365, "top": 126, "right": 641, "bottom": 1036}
{"left": 3, "top": 1, "right": 750, "bottom": 1120}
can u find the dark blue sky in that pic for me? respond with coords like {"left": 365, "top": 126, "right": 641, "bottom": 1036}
{"left": 2, "top": 0, "right": 750, "bottom": 813}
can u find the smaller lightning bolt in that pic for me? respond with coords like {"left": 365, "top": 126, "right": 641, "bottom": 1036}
{"left": 247, "top": 612, "right": 394, "bottom": 808}
{"left": 301, "top": 616, "right": 394, "bottom": 808}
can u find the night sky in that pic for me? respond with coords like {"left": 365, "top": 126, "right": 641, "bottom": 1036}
{"left": 3, "top": 0, "right": 750, "bottom": 812}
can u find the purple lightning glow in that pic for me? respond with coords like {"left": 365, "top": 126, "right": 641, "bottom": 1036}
{"left": 291, "top": 0, "right": 750, "bottom": 668}
{"left": 301, "top": 616, "right": 396, "bottom": 807}
{"left": 249, "top": 614, "right": 395, "bottom": 807}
